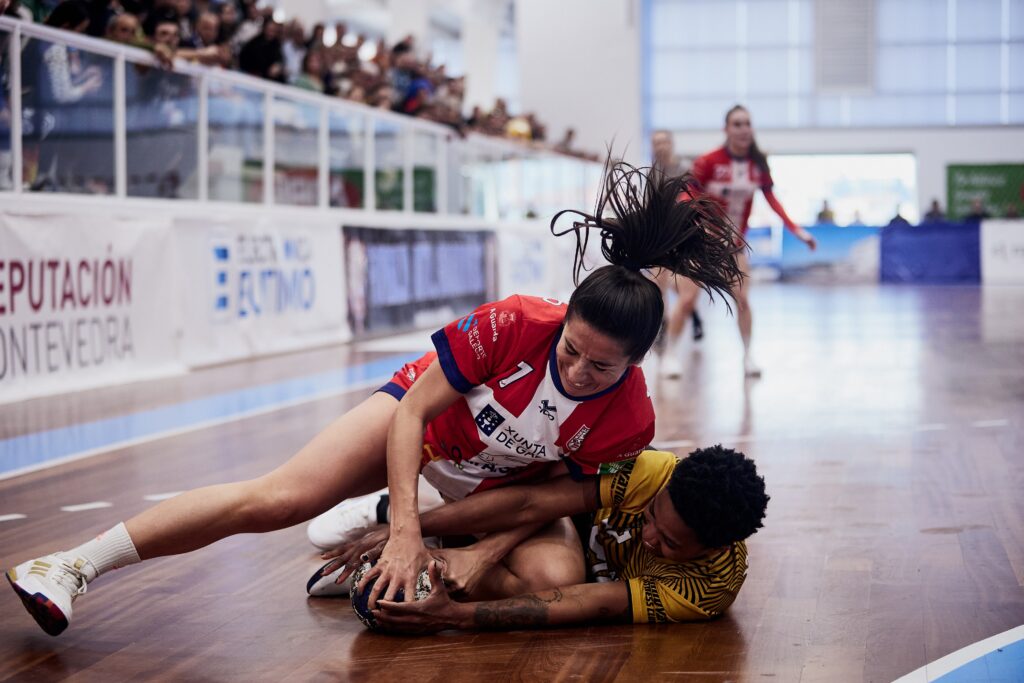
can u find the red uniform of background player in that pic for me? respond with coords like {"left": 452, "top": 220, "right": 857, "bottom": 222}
{"left": 662, "top": 105, "right": 816, "bottom": 378}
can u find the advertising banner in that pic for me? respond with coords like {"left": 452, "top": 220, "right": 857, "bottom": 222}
{"left": 981, "top": 219, "right": 1024, "bottom": 285}
{"left": 176, "top": 215, "right": 349, "bottom": 367}
{"left": 344, "top": 226, "right": 496, "bottom": 336}
{"left": 0, "top": 211, "right": 182, "bottom": 402}
{"left": 947, "top": 164, "right": 1024, "bottom": 219}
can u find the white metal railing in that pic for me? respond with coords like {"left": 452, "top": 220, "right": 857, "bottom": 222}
{"left": 0, "top": 16, "right": 600, "bottom": 220}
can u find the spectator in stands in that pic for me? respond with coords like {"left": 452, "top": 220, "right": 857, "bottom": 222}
{"left": 293, "top": 50, "right": 325, "bottom": 93}
{"left": 230, "top": 0, "right": 263, "bottom": 58}
{"left": 816, "top": 200, "right": 835, "bottom": 224}
{"left": 217, "top": 1, "right": 240, "bottom": 46}
{"left": 239, "top": 19, "right": 285, "bottom": 83}
{"left": 281, "top": 19, "right": 307, "bottom": 83}
{"left": 170, "top": 0, "right": 194, "bottom": 47}
{"left": 887, "top": 206, "right": 910, "bottom": 227}
{"left": 105, "top": 12, "right": 142, "bottom": 45}
{"left": 177, "top": 11, "right": 229, "bottom": 66}
{"left": 84, "top": 0, "right": 120, "bottom": 37}
{"left": 964, "top": 197, "right": 991, "bottom": 222}
{"left": 923, "top": 199, "right": 945, "bottom": 222}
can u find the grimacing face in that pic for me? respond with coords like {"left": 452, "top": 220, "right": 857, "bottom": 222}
{"left": 554, "top": 317, "right": 633, "bottom": 398}
{"left": 641, "top": 488, "right": 714, "bottom": 562}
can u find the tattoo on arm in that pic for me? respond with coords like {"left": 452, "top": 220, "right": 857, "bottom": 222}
{"left": 472, "top": 588, "right": 564, "bottom": 629}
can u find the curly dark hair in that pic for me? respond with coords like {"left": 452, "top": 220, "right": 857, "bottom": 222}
{"left": 552, "top": 159, "right": 744, "bottom": 362}
{"left": 667, "top": 445, "right": 769, "bottom": 550}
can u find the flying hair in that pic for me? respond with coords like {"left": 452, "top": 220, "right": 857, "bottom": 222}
{"left": 550, "top": 157, "right": 745, "bottom": 309}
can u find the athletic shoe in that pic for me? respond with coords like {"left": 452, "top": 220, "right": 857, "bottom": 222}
{"left": 306, "top": 559, "right": 354, "bottom": 597}
{"left": 660, "top": 352, "right": 683, "bottom": 379}
{"left": 6, "top": 554, "right": 90, "bottom": 636}
{"left": 307, "top": 492, "right": 388, "bottom": 551}
{"left": 743, "top": 354, "right": 762, "bottom": 377}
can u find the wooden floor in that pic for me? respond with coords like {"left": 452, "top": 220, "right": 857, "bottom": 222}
{"left": 1, "top": 283, "right": 1022, "bottom": 683}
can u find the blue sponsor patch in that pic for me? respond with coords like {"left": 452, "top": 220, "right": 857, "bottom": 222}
{"left": 457, "top": 314, "right": 477, "bottom": 332}
{"left": 474, "top": 404, "right": 506, "bottom": 436}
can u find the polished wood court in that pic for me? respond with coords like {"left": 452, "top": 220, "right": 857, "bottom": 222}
{"left": 1, "top": 283, "right": 1022, "bottom": 682}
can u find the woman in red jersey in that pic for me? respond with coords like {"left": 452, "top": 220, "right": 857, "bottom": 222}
{"left": 663, "top": 105, "right": 817, "bottom": 377}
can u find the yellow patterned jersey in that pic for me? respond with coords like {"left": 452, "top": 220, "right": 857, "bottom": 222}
{"left": 589, "top": 450, "right": 749, "bottom": 623}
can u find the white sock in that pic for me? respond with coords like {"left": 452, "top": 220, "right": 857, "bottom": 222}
{"left": 63, "top": 522, "right": 141, "bottom": 582}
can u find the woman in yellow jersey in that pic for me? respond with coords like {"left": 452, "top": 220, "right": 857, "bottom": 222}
{"left": 323, "top": 445, "right": 769, "bottom": 630}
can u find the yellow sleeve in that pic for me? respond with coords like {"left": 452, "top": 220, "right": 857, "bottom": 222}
{"left": 598, "top": 450, "right": 677, "bottom": 514}
{"left": 625, "top": 544, "right": 749, "bottom": 623}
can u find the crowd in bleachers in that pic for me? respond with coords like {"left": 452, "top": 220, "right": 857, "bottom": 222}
{"left": 1, "top": 0, "right": 595, "bottom": 158}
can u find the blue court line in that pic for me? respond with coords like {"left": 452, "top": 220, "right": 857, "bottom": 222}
{"left": 0, "top": 352, "right": 420, "bottom": 477}
{"left": 933, "top": 637, "right": 1024, "bottom": 683}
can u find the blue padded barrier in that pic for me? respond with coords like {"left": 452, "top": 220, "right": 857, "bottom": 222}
{"left": 880, "top": 221, "right": 980, "bottom": 284}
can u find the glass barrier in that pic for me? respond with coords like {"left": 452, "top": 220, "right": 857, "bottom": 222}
{"left": 1, "top": 27, "right": 12, "bottom": 190}
{"left": 126, "top": 65, "right": 199, "bottom": 199}
{"left": 21, "top": 36, "right": 115, "bottom": 194}
{"left": 329, "top": 108, "right": 364, "bottom": 208}
{"left": 412, "top": 130, "right": 437, "bottom": 213}
{"left": 273, "top": 96, "right": 320, "bottom": 207}
{"left": 374, "top": 118, "right": 403, "bottom": 211}
{"left": 208, "top": 79, "right": 264, "bottom": 203}
{"left": 0, "top": 19, "right": 600, "bottom": 217}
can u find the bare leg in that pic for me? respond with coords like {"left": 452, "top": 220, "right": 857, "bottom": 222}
{"left": 466, "top": 518, "right": 585, "bottom": 600}
{"left": 733, "top": 252, "right": 760, "bottom": 375}
{"left": 128, "top": 392, "right": 398, "bottom": 559}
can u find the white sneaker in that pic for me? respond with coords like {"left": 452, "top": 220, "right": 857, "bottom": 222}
{"left": 660, "top": 352, "right": 683, "bottom": 379}
{"left": 306, "top": 559, "right": 354, "bottom": 597}
{"left": 7, "top": 553, "right": 91, "bottom": 636}
{"left": 307, "top": 492, "right": 387, "bottom": 551}
{"left": 743, "top": 354, "right": 762, "bottom": 377}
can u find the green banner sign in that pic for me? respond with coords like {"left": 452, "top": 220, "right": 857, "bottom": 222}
{"left": 947, "top": 164, "right": 1024, "bottom": 219}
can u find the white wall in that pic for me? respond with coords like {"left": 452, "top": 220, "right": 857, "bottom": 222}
{"left": 514, "top": 0, "right": 643, "bottom": 163}
{"left": 671, "top": 126, "right": 1024, "bottom": 216}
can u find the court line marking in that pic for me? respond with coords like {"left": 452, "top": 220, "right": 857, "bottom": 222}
{"left": 972, "top": 419, "right": 1009, "bottom": 428}
{"left": 914, "top": 424, "right": 948, "bottom": 432}
{"left": 0, "top": 352, "right": 420, "bottom": 482}
{"left": 143, "top": 492, "right": 183, "bottom": 501}
{"left": 61, "top": 502, "right": 114, "bottom": 512}
{"left": 892, "top": 624, "right": 1024, "bottom": 683}
{"left": 0, "top": 514, "right": 27, "bottom": 522}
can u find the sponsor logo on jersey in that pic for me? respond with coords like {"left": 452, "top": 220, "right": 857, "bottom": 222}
{"left": 598, "top": 461, "right": 628, "bottom": 475}
{"left": 467, "top": 326, "right": 486, "bottom": 359}
{"left": 495, "top": 425, "right": 548, "bottom": 459}
{"left": 488, "top": 307, "right": 498, "bottom": 342}
{"left": 456, "top": 314, "right": 477, "bottom": 331}
{"left": 474, "top": 404, "right": 506, "bottom": 436}
{"left": 567, "top": 424, "right": 591, "bottom": 452}
{"left": 538, "top": 400, "right": 556, "bottom": 420}
{"left": 497, "top": 311, "right": 516, "bottom": 326}
{"left": 406, "top": 367, "right": 417, "bottom": 382}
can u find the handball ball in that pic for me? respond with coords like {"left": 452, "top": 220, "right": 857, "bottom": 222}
{"left": 350, "top": 560, "right": 432, "bottom": 630}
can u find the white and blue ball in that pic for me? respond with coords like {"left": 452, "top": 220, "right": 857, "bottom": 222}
{"left": 350, "top": 560, "right": 432, "bottom": 630}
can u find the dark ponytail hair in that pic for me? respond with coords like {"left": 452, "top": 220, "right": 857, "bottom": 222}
{"left": 551, "top": 159, "right": 743, "bottom": 362}
{"left": 726, "top": 104, "right": 769, "bottom": 175}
